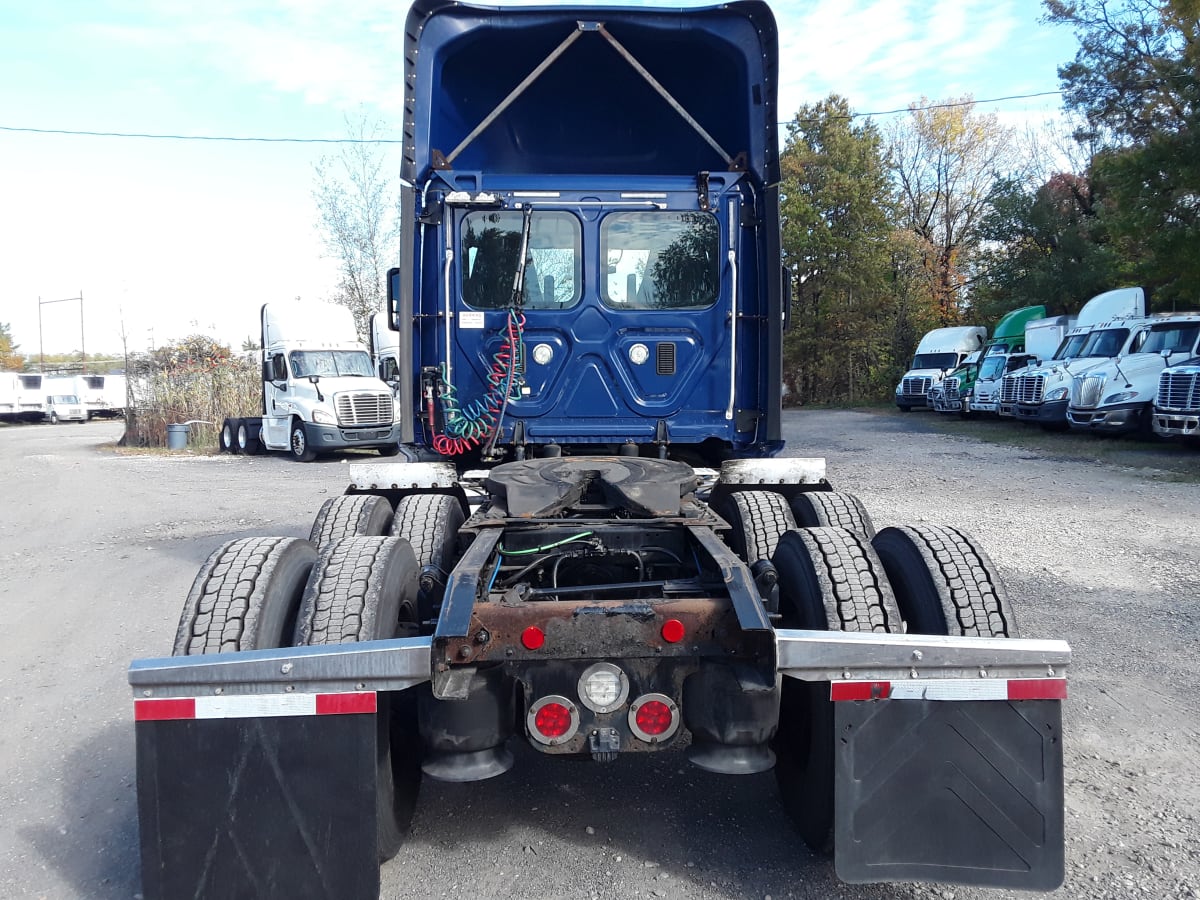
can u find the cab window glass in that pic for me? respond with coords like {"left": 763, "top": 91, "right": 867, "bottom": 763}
{"left": 601, "top": 211, "right": 719, "bottom": 310}
{"left": 461, "top": 211, "right": 581, "bottom": 310}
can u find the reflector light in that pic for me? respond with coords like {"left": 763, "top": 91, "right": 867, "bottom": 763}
{"left": 521, "top": 626, "right": 545, "bottom": 650}
{"left": 534, "top": 703, "right": 572, "bottom": 738}
{"left": 627, "top": 692, "right": 680, "bottom": 742}
{"left": 660, "top": 619, "right": 685, "bottom": 643}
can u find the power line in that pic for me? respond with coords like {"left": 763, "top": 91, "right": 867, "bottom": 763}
{"left": 0, "top": 89, "right": 1072, "bottom": 144}
{"left": 0, "top": 124, "right": 403, "bottom": 143}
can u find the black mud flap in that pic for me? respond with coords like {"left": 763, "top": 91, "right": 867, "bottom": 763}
{"left": 834, "top": 699, "right": 1064, "bottom": 890}
{"left": 136, "top": 714, "right": 379, "bottom": 900}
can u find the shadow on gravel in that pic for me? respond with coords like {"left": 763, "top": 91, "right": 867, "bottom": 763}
{"left": 399, "top": 741, "right": 911, "bottom": 899}
{"left": 21, "top": 721, "right": 141, "bottom": 900}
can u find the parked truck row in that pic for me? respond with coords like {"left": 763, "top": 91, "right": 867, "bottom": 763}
{"left": 913, "top": 287, "right": 1200, "bottom": 444}
{"left": 0, "top": 372, "right": 126, "bottom": 424}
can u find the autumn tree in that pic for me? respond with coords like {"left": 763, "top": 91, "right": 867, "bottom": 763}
{"left": 0, "top": 323, "right": 24, "bottom": 372}
{"left": 887, "top": 97, "right": 1026, "bottom": 324}
{"left": 313, "top": 113, "right": 402, "bottom": 341}
{"left": 779, "top": 96, "right": 900, "bottom": 403}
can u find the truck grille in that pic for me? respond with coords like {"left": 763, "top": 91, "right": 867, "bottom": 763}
{"left": 944, "top": 377, "right": 961, "bottom": 401}
{"left": 1013, "top": 373, "right": 1045, "bottom": 404}
{"left": 1158, "top": 370, "right": 1200, "bottom": 411}
{"left": 901, "top": 376, "right": 931, "bottom": 397}
{"left": 1000, "top": 375, "right": 1019, "bottom": 404}
{"left": 1072, "top": 374, "right": 1104, "bottom": 409}
{"left": 334, "top": 391, "right": 393, "bottom": 427}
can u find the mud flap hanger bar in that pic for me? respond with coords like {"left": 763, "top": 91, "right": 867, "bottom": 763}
{"left": 129, "top": 632, "right": 1068, "bottom": 698}
{"left": 439, "top": 20, "right": 736, "bottom": 169}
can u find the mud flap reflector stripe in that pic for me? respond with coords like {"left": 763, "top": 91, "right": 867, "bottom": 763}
{"left": 830, "top": 678, "right": 1066, "bottom": 702}
{"left": 134, "top": 691, "right": 377, "bottom": 720}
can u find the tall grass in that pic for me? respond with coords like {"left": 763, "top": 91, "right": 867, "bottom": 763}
{"left": 121, "top": 336, "right": 261, "bottom": 449}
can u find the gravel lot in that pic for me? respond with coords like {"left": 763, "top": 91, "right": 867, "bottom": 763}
{"left": 0, "top": 411, "right": 1197, "bottom": 900}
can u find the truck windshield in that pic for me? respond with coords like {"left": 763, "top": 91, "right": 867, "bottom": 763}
{"left": 1053, "top": 333, "right": 1088, "bottom": 360}
{"left": 978, "top": 356, "right": 1006, "bottom": 381}
{"left": 289, "top": 350, "right": 374, "bottom": 378}
{"left": 601, "top": 211, "right": 719, "bottom": 310}
{"left": 461, "top": 211, "right": 581, "bottom": 310}
{"left": 911, "top": 353, "right": 959, "bottom": 370}
{"left": 1078, "top": 328, "right": 1131, "bottom": 358}
{"left": 1142, "top": 323, "right": 1200, "bottom": 355}
{"left": 51, "top": 395, "right": 78, "bottom": 404}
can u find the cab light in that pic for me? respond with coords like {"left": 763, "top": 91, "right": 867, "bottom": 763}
{"left": 521, "top": 626, "right": 545, "bottom": 650}
{"left": 660, "top": 619, "right": 685, "bottom": 643}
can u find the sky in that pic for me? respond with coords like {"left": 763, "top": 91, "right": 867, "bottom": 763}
{"left": 0, "top": 0, "right": 1075, "bottom": 359}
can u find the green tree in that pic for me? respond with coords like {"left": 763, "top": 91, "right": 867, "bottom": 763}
{"left": 1046, "top": 0, "right": 1200, "bottom": 305}
{"left": 0, "top": 323, "right": 23, "bottom": 372}
{"left": 779, "top": 96, "right": 900, "bottom": 403}
{"left": 971, "top": 172, "right": 1122, "bottom": 320}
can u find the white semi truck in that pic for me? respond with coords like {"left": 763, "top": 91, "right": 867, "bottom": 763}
{"left": 980, "top": 314, "right": 1073, "bottom": 416}
{"left": 219, "top": 301, "right": 403, "bottom": 460}
{"left": 79, "top": 373, "right": 127, "bottom": 419}
{"left": 894, "top": 326, "right": 987, "bottom": 411}
{"left": 1067, "top": 313, "right": 1200, "bottom": 435}
{"left": 1154, "top": 355, "right": 1200, "bottom": 440}
{"left": 1006, "top": 288, "right": 1147, "bottom": 429}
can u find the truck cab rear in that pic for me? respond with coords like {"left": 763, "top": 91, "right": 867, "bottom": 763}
{"left": 130, "top": 3, "right": 1069, "bottom": 897}
{"left": 388, "top": 1, "right": 783, "bottom": 465}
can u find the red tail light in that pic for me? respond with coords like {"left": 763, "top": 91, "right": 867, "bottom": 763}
{"left": 628, "top": 693, "right": 680, "bottom": 742}
{"left": 527, "top": 695, "right": 579, "bottom": 746}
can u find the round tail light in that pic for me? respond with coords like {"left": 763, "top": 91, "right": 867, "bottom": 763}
{"left": 527, "top": 695, "right": 579, "bottom": 746}
{"left": 628, "top": 692, "right": 680, "bottom": 743}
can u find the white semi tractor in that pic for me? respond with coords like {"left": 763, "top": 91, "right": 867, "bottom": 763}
{"left": 1005, "top": 288, "right": 1147, "bottom": 429}
{"left": 1067, "top": 313, "right": 1200, "bottom": 435}
{"left": 1154, "top": 355, "right": 1200, "bottom": 440}
{"left": 895, "top": 326, "right": 987, "bottom": 411}
{"left": 980, "top": 315, "right": 1074, "bottom": 416}
{"left": 219, "top": 301, "right": 403, "bottom": 460}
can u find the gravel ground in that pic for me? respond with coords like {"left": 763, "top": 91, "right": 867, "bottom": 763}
{"left": 0, "top": 411, "right": 1197, "bottom": 900}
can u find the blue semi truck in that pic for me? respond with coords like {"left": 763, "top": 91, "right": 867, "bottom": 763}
{"left": 130, "top": 3, "right": 1069, "bottom": 897}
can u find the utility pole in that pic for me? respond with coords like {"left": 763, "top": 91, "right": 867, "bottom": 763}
{"left": 38, "top": 292, "right": 85, "bottom": 373}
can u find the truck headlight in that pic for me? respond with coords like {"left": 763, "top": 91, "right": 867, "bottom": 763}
{"left": 1044, "top": 387, "right": 1068, "bottom": 402}
{"left": 1103, "top": 391, "right": 1138, "bottom": 404}
{"left": 312, "top": 409, "right": 336, "bottom": 425}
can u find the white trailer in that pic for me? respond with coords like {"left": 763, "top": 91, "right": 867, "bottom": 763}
{"left": 79, "top": 373, "right": 127, "bottom": 419}
{"left": 220, "top": 301, "right": 403, "bottom": 460}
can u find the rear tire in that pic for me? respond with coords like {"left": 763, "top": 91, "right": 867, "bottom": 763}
{"left": 771, "top": 528, "right": 901, "bottom": 855}
{"left": 872, "top": 524, "right": 1018, "bottom": 637}
{"left": 309, "top": 494, "right": 394, "bottom": 552}
{"left": 293, "top": 537, "right": 422, "bottom": 861}
{"left": 173, "top": 537, "right": 317, "bottom": 655}
{"left": 714, "top": 490, "right": 796, "bottom": 565}
{"left": 237, "top": 420, "right": 264, "bottom": 455}
{"left": 220, "top": 417, "right": 240, "bottom": 454}
{"left": 789, "top": 491, "right": 875, "bottom": 539}
{"left": 390, "top": 494, "right": 465, "bottom": 625}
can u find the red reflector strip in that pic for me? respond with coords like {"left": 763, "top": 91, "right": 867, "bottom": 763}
{"left": 134, "top": 691, "right": 378, "bottom": 721}
{"left": 831, "top": 678, "right": 1067, "bottom": 702}
{"left": 134, "top": 698, "right": 196, "bottom": 721}
{"left": 830, "top": 681, "right": 891, "bottom": 701}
